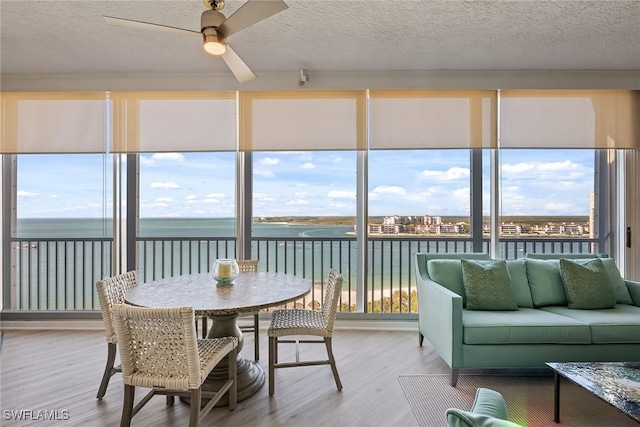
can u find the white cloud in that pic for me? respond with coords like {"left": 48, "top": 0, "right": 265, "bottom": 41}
{"left": 421, "top": 167, "right": 470, "bottom": 182}
{"left": 254, "top": 193, "right": 276, "bottom": 202}
{"left": 154, "top": 197, "right": 174, "bottom": 202}
{"left": 150, "top": 182, "right": 180, "bottom": 189}
{"left": 17, "top": 190, "right": 38, "bottom": 198}
{"left": 544, "top": 202, "right": 573, "bottom": 212}
{"left": 260, "top": 157, "right": 280, "bottom": 166}
{"left": 371, "top": 185, "right": 407, "bottom": 196}
{"left": 205, "top": 193, "right": 227, "bottom": 199}
{"left": 152, "top": 153, "right": 185, "bottom": 162}
{"left": 286, "top": 200, "right": 310, "bottom": 205}
{"left": 294, "top": 192, "right": 314, "bottom": 198}
{"left": 328, "top": 190, "right": 356, "bottom": 199}
{"left": 301, "top": 163, "right": 315, "bottom": 169}
{"left": 502, "top": 160, "right": 587, "bottom": 181}
{"left": 203, "top": 198, "right": 221, "bottom": 204}
{"left": 186, "top": 195, "right": 198, "bottom": 200}
{"left": 254, "top": 169, "right": 275, "bottom": 178}
{"left": 140, "top": 153, "right": 185, "bottom": 166}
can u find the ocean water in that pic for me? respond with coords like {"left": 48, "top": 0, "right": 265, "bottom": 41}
{"left": 16, "top": 217, "right": 354, "bottom": 239}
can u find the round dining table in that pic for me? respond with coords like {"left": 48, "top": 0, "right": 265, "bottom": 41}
{"left": 124, "top": 271, "right": 312, "bottom": 405}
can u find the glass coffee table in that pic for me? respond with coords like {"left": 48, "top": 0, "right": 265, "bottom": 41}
{"left": 546, "top": 362, "right": 640, "bottom": 423}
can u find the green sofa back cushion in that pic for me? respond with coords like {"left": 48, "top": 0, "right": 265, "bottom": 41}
{"left": 427, "top": 259, "right": 467, "bottom": 303}
{"left": 599, "top": 258, "right": 633, "bottom": 304}
{"left": 525, "top": 259, "right": 566, "bottom": 307}
{"left": 461, "top": 260, "right": 518, "bottom": 311}
{"left": 505, "top": 259, "right": 534, "bottom": 308}
{"left": 559, "top": 258, "right": 617, "bottom": 310}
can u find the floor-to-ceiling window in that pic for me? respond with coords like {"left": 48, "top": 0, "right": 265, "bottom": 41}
{"left": 2, "top": 89, "right": 637, "bottom": 317}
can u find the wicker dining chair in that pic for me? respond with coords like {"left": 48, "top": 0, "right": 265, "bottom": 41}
{"left": 267, "top": 268, "right": 343, "bottom": 396}
{"left": 112, "top": 304, "right": 238, "bottom": 427}
{"left": 95, "top": 271, "right": 138, "bottom": 399}
{"left": 201, "top": 260, "right": 261, "bottom": 360}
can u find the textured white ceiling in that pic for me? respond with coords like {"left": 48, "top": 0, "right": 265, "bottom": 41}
{"left": 1, "top": 0, "right": 639, "bottom": 79}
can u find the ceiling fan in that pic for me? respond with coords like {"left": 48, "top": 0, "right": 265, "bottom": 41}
{"left": 104, "top": 0, "right": 288, "bottom": 83}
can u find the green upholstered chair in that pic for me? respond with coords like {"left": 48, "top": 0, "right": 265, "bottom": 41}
{"left": 445, "top": 388, "right": 522, "bottom": 427}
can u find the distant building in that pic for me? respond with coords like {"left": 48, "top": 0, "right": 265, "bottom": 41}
{"left": 500, "top": 222, "right": 524, "bottom": 235}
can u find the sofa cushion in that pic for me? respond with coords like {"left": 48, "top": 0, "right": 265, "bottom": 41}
{"left": 525, "top": 259, "right": 566, "bottom": 307}
{"left": 462, "top": 308, "right": 591, "bottom": 345}
{"left": 598, "top": 259, "right": 633, "bottom": 304}
{"left": 505, "top": 259, "right": 534, "bottom": 308}
{"left": 427, "top": 259, "right": 467, "bottom": 303}
{"left": 461, "top": 260, "right": 518, "bottom": 311}
{"left": 541, "top": 305, "right": 640, "bottom": 343}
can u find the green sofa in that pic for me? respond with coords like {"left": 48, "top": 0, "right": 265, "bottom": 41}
{"left": 415, "top": 253, "right": 640, "bottom": 386}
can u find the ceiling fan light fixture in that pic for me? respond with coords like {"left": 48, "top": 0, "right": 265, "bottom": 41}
{"left": 203, "top": 29, "right": 227, "bottom": 55}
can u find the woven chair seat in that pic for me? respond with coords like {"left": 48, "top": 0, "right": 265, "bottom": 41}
{"left": 268, "top": 309, "right": 330, "bottom": 338}
{"left": 126, "top": 337, "right": 237, "bottom": 390}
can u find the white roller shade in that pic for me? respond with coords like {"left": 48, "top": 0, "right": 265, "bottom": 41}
{"left": 111, "top": 92, "right": 236, "bottom": 152}
{"left": 1, "top": 93, "right": 107, "bottom": 154}
{"left": 239, "top": 91, "right": 366, "bottom": 151}
{"left": 369, "top": 90, "right": 497, "bottom": 149}
{"left": 500, "top": 90, "right": 640, "bottom": 149}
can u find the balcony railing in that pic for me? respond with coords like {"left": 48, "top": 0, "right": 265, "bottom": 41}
{"left": 6, "top": 235, "right": 598, "bottom": 314}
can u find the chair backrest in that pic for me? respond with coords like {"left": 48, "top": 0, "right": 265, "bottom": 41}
{"left": 112, "top": 304, "right": 202, "bottom": 389}
{"left": 95, "top": 271, "right": 138, "bottom": 343}
{"left": 237, "top": 259, "right": 259, "bottom": 272}
{"left": 322, "top": 268, "right": 343, "bottom": 332}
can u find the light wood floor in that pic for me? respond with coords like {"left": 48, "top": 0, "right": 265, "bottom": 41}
{"left": 0, "top": 327, "right": 452, "bottom": 426}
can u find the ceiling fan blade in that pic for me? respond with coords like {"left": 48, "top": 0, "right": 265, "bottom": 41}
{"left": 218, "top": 0, "right": 288, "bottom": 38}
{"left": 103, "top": 16, "right": 200, "bottom": 37}
{"left": 222, "top": 45, "right": 256, "bottom": 83}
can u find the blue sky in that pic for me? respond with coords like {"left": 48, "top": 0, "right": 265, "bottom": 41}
{"left": 16, "top": 149, "right": 594, "bottom": 219}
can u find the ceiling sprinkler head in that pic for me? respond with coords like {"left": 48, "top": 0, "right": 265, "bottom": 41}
{"left": 298, "top": 69, "right": 309, "bottom": 86}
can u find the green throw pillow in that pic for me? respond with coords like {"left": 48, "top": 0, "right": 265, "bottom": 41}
{"left": 559, "top": 259, "right": 616, "bottom": 310}
{"left": 461, "top": 260, "right": 519, "bottom": 311}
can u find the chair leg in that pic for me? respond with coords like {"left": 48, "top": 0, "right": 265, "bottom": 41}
{"left": 325, "top": 337, "right": 342, "bottom": 391}
{"left": 228, "top": 347, "right": 238, "bottom": 410}
{"left": 268, "top": 336, "right": 276, "bottom": 396}
{"left": 253, "top": 314, "right": 260, "bottom": 361}
{"left": 120, "top": 385, "right": 135, "bottom": 427}
{"left": 97, "top": 342, "right": 118, "bottom": 399}
{"left": 418, "top": 332, "right": 424, "bottom": 347}
{"left": 166, "top": 395, "right": 174, "bottom": 406}
{"left": 201, "top": 316, "right": 208, "bottom": 339}
{"left": 189, "top": 388, "right": 201, "bottom": 427}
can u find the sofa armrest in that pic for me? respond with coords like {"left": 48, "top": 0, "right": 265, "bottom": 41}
{"left": 445, "top": 410, "right": 522, "bottom": 427}
{"left": 445, "top": 388, "right": 522, "bottom": 427}
{"left": 415, "top": 261, "right": 464, "bottom": 369}
{"left": 624, "top": 280, "right": 640, "bottom": 306}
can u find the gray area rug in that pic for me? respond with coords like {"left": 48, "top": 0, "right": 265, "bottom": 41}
{"left": 398, "top": 374, "right": 638, "bottom": 427}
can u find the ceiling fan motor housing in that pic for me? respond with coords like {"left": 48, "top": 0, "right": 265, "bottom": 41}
{"left": 201, "top": 9, "right": 226, "bottom": 32}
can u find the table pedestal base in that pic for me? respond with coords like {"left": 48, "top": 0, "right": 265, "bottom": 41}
{"left": 182, "top": 313, "right": 265, "bottom": 407}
